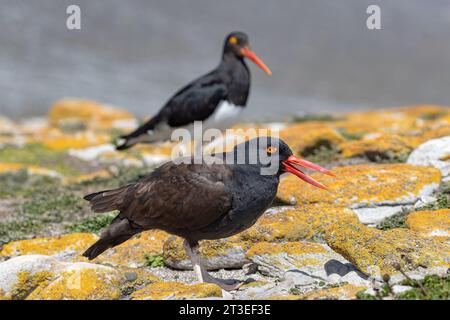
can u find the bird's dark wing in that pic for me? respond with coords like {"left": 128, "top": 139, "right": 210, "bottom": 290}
{"left": 116, "top": 161, "right": 233, "bottom": 231}
{"left": 158, "top": 73, "right": 228, "bottom": 127}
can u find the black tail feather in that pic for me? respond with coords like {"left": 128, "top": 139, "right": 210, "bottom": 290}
{"left": 82, "top": 217, "right": 142, "bottom": 260}
{"left": 83, "top": 185, "right": 132, "bottom": 213}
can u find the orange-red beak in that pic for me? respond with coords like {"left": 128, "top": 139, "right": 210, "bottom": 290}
{"left": 240, "top": 47, "right": 272, "bottom": 76}
{"left": 282, "top": 155, "right": 335, "bottom": 190}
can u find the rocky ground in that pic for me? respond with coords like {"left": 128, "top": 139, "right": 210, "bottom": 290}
{"left": 0, "top": 99, "right": 449, "bottom": 300}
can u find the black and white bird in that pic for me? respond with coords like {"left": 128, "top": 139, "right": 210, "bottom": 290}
{"left": 116, "top": 31, "right": 271, "bottom": 150}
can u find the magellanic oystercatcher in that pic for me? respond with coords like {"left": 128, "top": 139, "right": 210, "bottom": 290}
{"left": 83, "top": 137, "right": 335, "bottom": 290}
{"left": 116, "top": 31, "right": 271, "bottom": 150}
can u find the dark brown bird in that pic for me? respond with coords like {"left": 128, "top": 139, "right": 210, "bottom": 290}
{"left": 83, "top": 137, "right": 334, "bottom": 290}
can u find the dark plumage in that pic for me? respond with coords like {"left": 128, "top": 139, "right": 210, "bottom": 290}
{"left": 116, "top": 32, "right": 271, "bottom": 150}
{"left": 83, "top": 137, "right": 334, "bottom": 290}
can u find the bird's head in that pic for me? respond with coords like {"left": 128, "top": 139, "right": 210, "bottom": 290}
{"left": 223, "top": 31, "right": 272, "bottom": 76}
{"left": 231, "top": 137, "right": 334, "bottom": 190}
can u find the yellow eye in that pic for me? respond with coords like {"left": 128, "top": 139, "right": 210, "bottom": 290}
{"left": 229, "top": 36, "right": 238, "bottom": 44}
{"left": 266, "top": 146, "right": 278, "bottom": 154}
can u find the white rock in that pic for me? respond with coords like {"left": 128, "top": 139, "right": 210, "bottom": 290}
{"left": 408, "top": 136, "right": 450, "bottom": 179}
{"left": 0, "top": 255, "right": 62, "bottom": 297}
{"left": 353, "top": 206, "right": 403, "bottom": 226}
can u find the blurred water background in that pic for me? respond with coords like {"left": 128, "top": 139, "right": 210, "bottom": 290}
{"left": 1, "top": 0, "right": 450, "bottom": 121}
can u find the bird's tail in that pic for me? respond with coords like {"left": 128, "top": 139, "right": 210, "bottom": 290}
{"left": 83, "top": 185, "right": 132, "bottom": 213}
{"left": 115, "top": 117, "right": 161, "bottom": 150}
{"left": 115, "top": 134, "right": 136, "bottom": 151}
{"left": 82, "top": 217, "right": 141, "bottom": 260}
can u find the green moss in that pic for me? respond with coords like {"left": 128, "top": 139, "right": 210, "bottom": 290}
{"left": 397, "top": 275, "right": 450, "bottom": 300}
{"left": 0, "top": 144, "right": 86, "bottom": 176}
{"left": 376, "top": 208, "right": 409, "bottom": 230}
{"left": 66, "top": 212, "right": 116, "bottom": 234}
{"left": 302, "top": 143, "right": 341, "bottom": 163}
{"left": 357, "top": 275, "right": 450, "bottom": 300}
{"left": 0, "top": 220, "right": 41, "bottom": 246}
{"left": 377, "top": 182, "right": 450, "bottom": 231}
{"left": 144, "top": 254, "right": 165, "bottom": 268}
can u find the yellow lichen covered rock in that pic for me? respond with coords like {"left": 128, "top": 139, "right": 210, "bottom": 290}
{"left": 0, "top": 233, "right": 98, "bottom": 258}
{"left": 406, "top": 209, "right": 450, "bottom": 239}
{"left": 27, "top": 263, "right": 123, "bottom": 300}
{"left": 324, "top": 220, "right": 450, "bottom": 276}
{"left": 95, "top": 230, "right": 170, "bottom": 268}
{"left": 238, "top": 205, "right": 358, "bottom": 242}
{"left": 130, "top": 281, "right": 222, "bottom": 300}
{"left": 277, "top": 164, "right": 441, "bottom": 208}
{"left": 48, "top": 99, "right": 135, "bottom": 131}
{"left": 303, "top": 284, "right": 366, "bottom": 300}
{"left": 335, "top": 105, "right": 449, "bottom": 137}
{"left": 279, "top": 122, "right": 344, "bottom": 156}
{"left": 0, "top": 255, "right": 63, "bottom": 299}
{"left": 339, "top": 134, "right": 414, "bottom": 161}
{"left": 40, "top": 129, "right": 111, "bottom": 150}
{"left": 163, "top": 236, "right": 250, "bottom": 270}
{"left": 246, "top": 241, "right": 347, "bottom": 280}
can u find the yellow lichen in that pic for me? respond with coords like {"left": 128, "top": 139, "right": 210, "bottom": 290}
{"left": 27, "top": 266, "right": 123, "bottom": 300}
{"left": 163, "top": 236, "right": 250, "bottom": 266}
{"left": 324, "top": 219, "right": 450, "bottom": 276}
{"left": 130, "top": 281, "right": 222, "bottom": 300}
{"left": 280, "top": 122, "right": 344, "bottom": 156}
{"left": 11, "top": 271, "right": 55, "bottom": 300}
{"left": 406, "top": 209, "right": 450, "bottom": 238}
{"left": 303, "top": 284, "right": 366, "bottom": 300}
{"left": 238, "top": 205, "right": 358, "bottom": 242}
{"left": 0, "top": 233, "right": 98, "bottom": 257}
{"left": 277, "top": 164, "right": 441, "bottom": 207}
{"left": 48, "top": 99, "right": 134, "bottom": 131}
{"left": 95, "top": 230, "right": 170, "bottom": 268}
{"left": 246, "top": 241, "right": 327, "bottom": 257}
{"left": 339, "top": 134, "right": 414, "bottom": 159}
{"left": 41, "top": 130, "right": 111, "bottom": 150}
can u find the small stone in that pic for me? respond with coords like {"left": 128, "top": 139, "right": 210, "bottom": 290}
{"left": 124, "top": 272, "right": 138, "bottom": 282}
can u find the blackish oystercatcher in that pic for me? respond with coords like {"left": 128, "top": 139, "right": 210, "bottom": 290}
{"left": 83, "top": 137, "right": 334, "bottom": 290}
{"left": 116, "top": 32, "right": 271, "bottom": 150}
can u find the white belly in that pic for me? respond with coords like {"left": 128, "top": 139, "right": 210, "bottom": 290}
{"left": 204, "top": 101, "right": 243, "bottom": 130}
